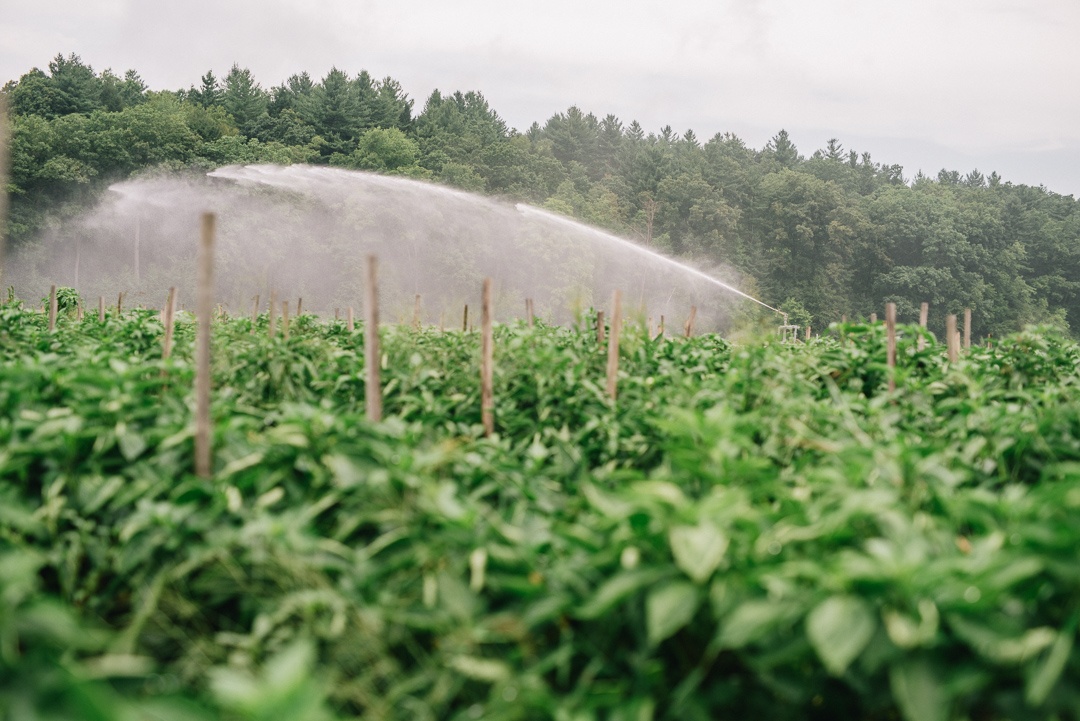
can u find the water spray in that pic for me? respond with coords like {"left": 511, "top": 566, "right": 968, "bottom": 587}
{"left": 515, "top": 204, "right": 786, "bottom": 317}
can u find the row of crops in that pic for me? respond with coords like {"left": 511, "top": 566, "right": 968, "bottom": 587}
{"left": 3, "top": 298, "right": 1080, "bottom": 721}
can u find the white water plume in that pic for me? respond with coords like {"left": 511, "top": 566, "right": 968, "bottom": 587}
{"left": 8, "top": 164, "right": 776, "bottom": 330}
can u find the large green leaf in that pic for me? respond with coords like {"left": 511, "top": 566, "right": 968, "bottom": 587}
{"left": 669, "top": 523, "right": 728, "bottom": 584}
{"left": 646, "top": 581, "right": 701, "bottom": 647}
{"left": 806, "top": 595, "right": 876, "bottom": 676}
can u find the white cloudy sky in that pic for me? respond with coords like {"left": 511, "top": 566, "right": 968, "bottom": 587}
{"left": 3, "top": 0, "right": 1079, "bottom": 195}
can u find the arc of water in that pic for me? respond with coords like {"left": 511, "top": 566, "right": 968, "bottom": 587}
{"left": 514, "top": 204, "right": 785, "bottom": 317}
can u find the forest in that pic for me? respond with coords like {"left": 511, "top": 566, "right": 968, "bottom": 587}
{"left": 3, "top": 53, "right": 1079, "bottom": 338}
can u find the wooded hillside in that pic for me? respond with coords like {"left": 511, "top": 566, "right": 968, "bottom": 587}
{"left": 4, "top": 54, "right": 1079, "bottom": 338}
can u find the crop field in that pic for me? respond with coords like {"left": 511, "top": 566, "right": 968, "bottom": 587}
{"left": 3, "top": 297, "right": 1080, "bottom": 721}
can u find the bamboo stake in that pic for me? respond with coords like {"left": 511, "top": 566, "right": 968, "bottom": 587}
{"left": 462, "top": 304, "right": 469, "bottom": 333}
{"left": 946, "top": 314, "right": 959, "bottom": 363}
{"left": 347, "top": 306, "right": 354, "bottom": 332}
{"left": 606, "top": 290, "right": 623, "bottom": 401}
{"left": 162, "top": 286, "right": 177, "bottom": 360}
{"left": 481, "top": 278, "right": 494, "bottom": 437}
{"left": 365, "top": 255, "right": 382, "bottom": 422}
{"left": 886, "top": 302, "right": 897, "bottom": 392}
{"left": 918, "top": 302, "right": 929, "bottom": 351}
{"left": 963, "top": 308, "right": 971, "bottom": 351}
{"left": 268, "top": 290, "right": 277, "bottom": 337}
{"left": 98, "top": 296, "right": 105, "bottom": 322}
{"left": 596, "top": 310, "right": 605, "bottom": 344}
{"left": 194, "top": 213, "right": 215, "bottom": 479}
{"left": 413, "top": 294, "right": 421, "bottom": 330}
{"left": 48, "top": 285, "right": 57, "bottom": 332}
{"left": 281, "top": 301, "right": 290, "bottom": 340}
{"left": 684, "top": 306, "right": 697, "bottom": 338}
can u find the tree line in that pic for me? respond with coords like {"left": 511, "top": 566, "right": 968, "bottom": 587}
{"left": 4, "top": 53, "right": 1079, "bottom": 338}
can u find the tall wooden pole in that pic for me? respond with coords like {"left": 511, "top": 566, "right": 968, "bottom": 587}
{"left": 918, "top": 302, "right": 929, "bottom": 351}
{"left": 195, "top": 213, "right": 215, "bottom": 479}
{"left": 684, "top": 306, "right": 697, "bottom": 338}
{"left": 606, "top": 290, "right": 623, "bottom": 401}
{"left": 886, "top": 302, "right": 897, "bottom": 393}
{"left": 347, "top": 306, "right": 354, "bottom": 332}
{"left": 946, "top": 314, "right": 958, "bottom": 363}
{"left": 596, "top": 310, "right": 605, "bottom": 344}
{"left": 365, "top": 255, "right": 382, "bottom": 422}
{"left": 162, "top": 286, "right": 177, "bottom": 360}
{"left": 481, "top": 278, "right": 494, "bottom": 437}
{"left": 98, "top": 296, "right": 105, "bottom": 322}
{"left": 963, "top": 308, "right": 971, "bottom": 351}
{"left": 48, "top": 284, "right": 57, "bottom": 332}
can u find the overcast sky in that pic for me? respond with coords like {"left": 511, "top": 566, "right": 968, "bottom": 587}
{"left": 3, "top": 0, "right": 1078, "bottom": 196}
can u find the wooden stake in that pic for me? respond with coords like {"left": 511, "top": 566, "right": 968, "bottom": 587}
{"left": 194, "top": 212, "right": 215, "bottom": 479}
{"left": 250, "top": 294, "right": 259, "bottom": 332}
{"left": 365, "top": 256, "right": 382, "bottom": 422}
{"left": 76, "top": 300, "right": 83, "bottom": 322}
{"left": 963, "top": 308, "right": 971, "bottom": 351}
{"left": 347, "top": 306, "right": 354, "bottom": 332}
{"left": 334, "top": 307, "right": 340, "bottom": 321}
{"left": 841, "top": 314, "right": 848, "bottom": 324}
{"left": 805, "top": 325, "right": 811, "bottom": 342}
{"left": 886, "top": 302, "right": 897, "bottom": 392}
{"left": 462, "top": 304, "right": 469, "bottom": 333}
{"left": 481, "top": 278, "right": 494, "bottom": 437}
{"left": 606, "top": 290, "right": 623, "bottom": 401}
{"left": 98, "top": 296, "right": 105, "bottom": 322}
{"left": 411, "top": 293, "right": 421, "bottom": 330}
{"left": 297, "top": 297, "right": 303, "bottom": 316}
{"left": 918, "top": 302, "right": 929, "bottom": 351}
{"left": 439, "top": 311, "right": 445, "bottom": 332}
{"left": 162, "top": 286, "right": 177, "bottom": 360}
{"left": 596, "top": 310, "right": 605, "bottom": 344}
{"left": 526, "top": 298, "right": 534, "bottom": 328}
{"left": 870, "top": 313, "right": 877, "bottom": 324}
{"left": 659, "top": 315, "right": 665, "bottom": 337}
{"left": 684, "top": 305, "right": 697, "bottom": 338}
{"left": 268, "top": 290, "right": 277, "bottom": 336}
{"left": 117, "top": 292, "right": 123, "bottom": 316}
{"left": 946, "top": 314, "right": 958, "bottom": 363}
{"left": 48, "top": 284, "right": 57, "bottom": 332}
{"left": 281, "top": 300, "right": 290, "bottom": 340}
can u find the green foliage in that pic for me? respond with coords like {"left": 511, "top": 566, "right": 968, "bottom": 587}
{"left": 4, "top": 301, "right": 1080, "bottom": 719}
